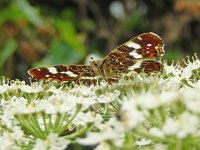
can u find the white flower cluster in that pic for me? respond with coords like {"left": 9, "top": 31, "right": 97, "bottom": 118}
{"left": 1, "top": 56, "right": 200, "bottom": 149}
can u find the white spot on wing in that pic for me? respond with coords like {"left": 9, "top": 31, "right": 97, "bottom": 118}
{"left": 128, "top": 60, "right": 142, "bottom": 70}
{"left": 61, "top": 71, "right": 78, "bottom": 77}
{"left": 45, "top": 75, "right": 50, "bottom": 77}
{"left": 29, "top": 73, "right": 34, "bottom": 77}
{"left": 126, "top": 41, "right": 141, "bottom": 49}
{"left": 149, "top": 32, "right": 160, "bottom": 38}
{"left": 137, "top": 37, "right": 142, "bottom": 40}
{"left": 147, "top": 44, "right": 152, "bottom": 46}
{"left": 48, "top": 67, "right": 58, "bottom": 74}
{"left": 129, "top": 51, "right": 142, "bottom": 58}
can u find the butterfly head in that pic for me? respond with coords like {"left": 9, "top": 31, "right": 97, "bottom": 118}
{"left": 89, "top": 60, "right": 103, "bottom": 75}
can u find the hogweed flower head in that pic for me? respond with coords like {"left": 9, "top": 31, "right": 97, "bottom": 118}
{"left": 1, "top": 55, "right": 200, "bottom": 149}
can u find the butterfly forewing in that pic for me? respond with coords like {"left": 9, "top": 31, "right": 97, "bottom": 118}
{"left": 103, "top": 32, "right": 164, "bottom": 61}
{"left": 28, "top": 65, "right": 98, "bottom": 83}
{"left": 128, "top": 32, "right": 164, "bottom": 58}
{"left": 99, "top": 32, "right": 164, "bottom": 77}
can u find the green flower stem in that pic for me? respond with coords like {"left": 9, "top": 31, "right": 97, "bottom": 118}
{"left": 191, "top": 136, "right": 200, "bottom": 145}
{"left": 175, "top": 139, "right": 182, "bottom": 150}
{"left": 27, "top": 114, "right": 46, "bottom": 139}
{"left": 124, "top": 131, "right": 136, "bottom": 147}
{"left": 47, "top": 114, "right": 52, "bottom": 133}
{"left": 52, "top": 113, "right": 62, "bottom": 132}
{"left": 15, "top": 114, "right": 40, "bottom": 138}
{"left": 110, "top": 101, "right": 119, "bottom": 110}
{"left": 29, "top": 113, "right": 46, "bottom": 138}
{"left": 57, "top": 104, "right": 81, "bottom": 135}
{"left": 134, "top": 129, "right": 174, "bottom": 144}
{"left": 54, "top": 112, "right": 68, "bottom": 133}
{"left": 193, "top": 69, "right": 200, "bottom": 80}
{"left": 24, "top": 93, "right": 31, "bottom": 104}
{"left": 158, "top": 106, "right": 167, "bottom": 122}
{"left": 20, "top": 145, "right": 34, "bottom": 150}
{"left": 181, "top": 79, "right": 193, "bottom": 88}
{"left": 41, "top": 112, "right": 49, "bottom": 135}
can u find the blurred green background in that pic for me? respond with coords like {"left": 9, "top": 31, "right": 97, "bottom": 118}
{"left": 0, "top": 0, "right": 199, "bottom": 81}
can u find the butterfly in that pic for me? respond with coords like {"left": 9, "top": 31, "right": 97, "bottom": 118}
{"left": 28, "top": 32, "right": 165, "bottom": 84}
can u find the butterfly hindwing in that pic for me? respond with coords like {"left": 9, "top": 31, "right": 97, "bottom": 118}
{"left": 99, "top": 59, "right": 163, "bottom": 78}
{"left": 127, "top": 60, "right": 163, "bottom": 73}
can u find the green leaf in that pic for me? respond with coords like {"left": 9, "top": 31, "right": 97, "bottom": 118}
{"left": 16, "top": 0, "right": 43, "bottom": 27}
{"left": 79, "top": 19, "right": 96, "bottom": 32}
{"left": 0, "top": 3, "right": 25, "bottom": 25}
{"left": 164, "top": 49, "right": 184, "bottom": 61}
{"left": 0, "top": 39, "right": 17, "bottom": 68}
{"left": 54, "top": 19, "right": 86, "bottom": 56}
{"left": 0, "top": 0, "right": 43, "bottom": 27}
{"left": 123, "top": 12, "right": 148, "bottom": 30}
{"left": 34, "top": 40, "right": 83, "bottom": 67}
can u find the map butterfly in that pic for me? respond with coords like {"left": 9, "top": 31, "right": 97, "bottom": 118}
{"left": 28, "top": 32, "right": 165, "bottom": 84}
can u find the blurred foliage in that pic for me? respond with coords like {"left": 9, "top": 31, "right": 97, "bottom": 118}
{"left": 0, "top": 0, "right": 199, "bottom": 81}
